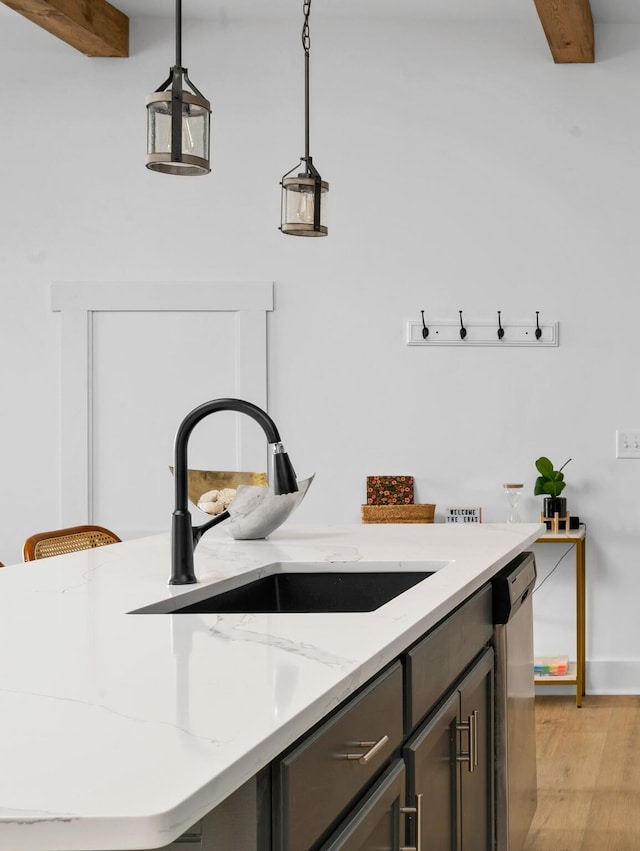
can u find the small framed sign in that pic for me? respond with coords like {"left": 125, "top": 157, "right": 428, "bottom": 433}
{"left": 445, "top": 506, "right": 482, "bottom": 524}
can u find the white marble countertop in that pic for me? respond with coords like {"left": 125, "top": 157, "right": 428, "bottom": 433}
{"left": 0, "top": 522, "right": 542, "bottom": 851}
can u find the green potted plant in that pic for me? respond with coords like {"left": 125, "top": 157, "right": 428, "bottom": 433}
{"left": 534, "top": 456, "right": 571, "bottom": 524}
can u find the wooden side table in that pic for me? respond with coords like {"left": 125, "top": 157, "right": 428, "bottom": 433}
{"left": 533, "top": 528, "right": 586, "bottom": 707}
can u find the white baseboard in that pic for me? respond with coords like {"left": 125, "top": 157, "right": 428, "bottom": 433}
{"left": 586, "top": 660, "right": 640, "bottom": 695}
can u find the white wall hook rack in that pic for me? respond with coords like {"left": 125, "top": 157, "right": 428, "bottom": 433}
{"left": 406, "top": 318, "right": 559, "bottom": 347}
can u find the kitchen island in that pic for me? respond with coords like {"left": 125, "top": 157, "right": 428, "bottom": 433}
{"left": 0, "top": 522, "right": 542, "bottom": 851}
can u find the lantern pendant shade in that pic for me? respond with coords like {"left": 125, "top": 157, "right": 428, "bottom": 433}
{"left": 146, "top": 83, "right": 211, "bottom": 175}
{"left": 281, "top": 170, "right": 328, "bottom": 236}
{"left": 145, "top": 0, "right": 211, "bottom": 176}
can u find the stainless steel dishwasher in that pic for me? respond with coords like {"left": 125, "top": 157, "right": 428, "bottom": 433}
{"left": 492, "top": 551, "right": 538, "bottom": 851}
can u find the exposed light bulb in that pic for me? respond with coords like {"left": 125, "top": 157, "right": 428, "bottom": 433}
{"left": 182, "top": 115, "right": 195, "bottom": 153}
{"left": 296, "top": 188, "right": 315, "bottom": 224}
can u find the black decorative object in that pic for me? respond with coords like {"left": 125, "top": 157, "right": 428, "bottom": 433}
{"left": 543, "top": 496, "right": 567, "bottom": 520}
{"left": 459, "top": 310, "right": 467, "bottom": 340}
{"left": 421, "top": 310, "right": 429, "bottom": 339}
{"left": 535, "top": 311, "right": 542, "bottom": 340}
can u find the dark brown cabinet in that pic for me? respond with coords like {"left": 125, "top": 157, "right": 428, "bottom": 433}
{"left": 403, "top": 648, "right": 494, "bottom": 851}
{"left": 404, "top": 686, "right": 459, "bottom": 848}
{"left": 459, "top": 649, "right": 494, "bottom": 850}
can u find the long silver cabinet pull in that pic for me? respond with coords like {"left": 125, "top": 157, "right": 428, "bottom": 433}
{"left": 339, "top": 734, "right": 389, "bottom": 764}
{"left": 400, "top": 793, "right": 423, "bottom": 851}
{"left": 472, "top": 709, "right": 479, "bottom": 769}
{"left": 456, "top": 714, "right": 477, "bottom": 773}
{"left": 455, "top": 718, "right": 471, "bottom": 770}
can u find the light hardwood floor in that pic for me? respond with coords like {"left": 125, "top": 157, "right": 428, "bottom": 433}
{"left": 523, "top": 695, "right": 640, "bottom": 851}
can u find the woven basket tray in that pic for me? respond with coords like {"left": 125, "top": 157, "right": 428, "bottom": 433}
{"left": 361, "top": 503, "right": 436, "bottom": 524}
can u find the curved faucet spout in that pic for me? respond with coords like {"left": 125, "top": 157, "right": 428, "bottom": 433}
{"left": 170, "top": 398, "right": 298, "bottom": 585}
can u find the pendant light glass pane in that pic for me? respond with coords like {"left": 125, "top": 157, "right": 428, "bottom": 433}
{"left": 146, "top": 92, "right": 211, "bottom": 176}
{"left": 147, "top": 100, "right": 171, "bottom": 154}
{"left": 281, "top": 176, "right": 329, "bottom": 236}
{"left": 182, "top": 101, "right": 209, "bottom": 160}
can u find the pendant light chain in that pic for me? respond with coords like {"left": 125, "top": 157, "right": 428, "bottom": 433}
{"left": 302, "top": 1, "right": 311, "bottom": 53}
{"left": 302, "top": 0, "right": 311, "bottom": 165}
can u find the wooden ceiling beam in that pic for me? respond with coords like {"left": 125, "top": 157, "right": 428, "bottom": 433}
{"left": 533, "top": 0, "right": 594, "bottom": 63}
{"left": 0, "top": 0, "right": 129, "bottom": 57}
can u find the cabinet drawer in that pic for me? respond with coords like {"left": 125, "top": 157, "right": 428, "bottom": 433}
{"left": 405, "top": 584, "right": 492, "bottom": 729}
{"left": 273, "top": 662, "right": 404, "bottom": 851}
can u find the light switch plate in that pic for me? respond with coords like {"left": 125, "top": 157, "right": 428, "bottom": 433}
{"left": 616, "top": 430, "right": 640, "bottom": 459}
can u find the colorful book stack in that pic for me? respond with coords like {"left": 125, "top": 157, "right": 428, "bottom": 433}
{"left": 534, "top": 655, "right": 569, "bottom": 676}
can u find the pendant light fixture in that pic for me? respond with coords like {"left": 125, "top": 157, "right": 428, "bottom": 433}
{"left": 280, "top": 0, "right": 328, "bottom": 236}
{"left": 146, "top": 0, "right": 211, "bottom": 175}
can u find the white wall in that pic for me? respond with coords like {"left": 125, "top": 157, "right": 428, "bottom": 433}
{"left": 1, "top": 12, "right": 639, "bottom": 691}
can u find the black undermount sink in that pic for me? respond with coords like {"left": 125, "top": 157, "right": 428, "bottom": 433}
{"left": 131, "top": 562, "right": 445, "bottom": 615}
{"left": 171, "top": 571, "right": 434, "bottom": 614}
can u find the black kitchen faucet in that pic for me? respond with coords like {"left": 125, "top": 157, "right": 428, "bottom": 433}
{"left": 170, "top": 398, "right": 298, "bottom": 585}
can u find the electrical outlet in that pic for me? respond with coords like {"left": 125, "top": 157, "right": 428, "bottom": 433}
{"left": 616, "top": 430, "right": 640, "bottom": 459}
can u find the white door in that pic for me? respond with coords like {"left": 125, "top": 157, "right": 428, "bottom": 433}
{"left": 52, "top": 282, "right": 273, "bottom": 539}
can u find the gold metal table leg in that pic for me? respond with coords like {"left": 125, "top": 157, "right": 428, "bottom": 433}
{"left": 576, "top": 537, "right": 586, "bottom": 707}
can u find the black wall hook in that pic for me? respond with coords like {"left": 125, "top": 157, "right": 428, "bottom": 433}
{"left": 497, "top": 310, "right": 505, "bottom": 340}
{"left": 459, "top": 310, "right": 467, "bottom": 340}
{"left": 420, "top": 309, "right": 429, "bottom": 339}
{"left": 535, "top": 311, "right": 542, "bottom": 340}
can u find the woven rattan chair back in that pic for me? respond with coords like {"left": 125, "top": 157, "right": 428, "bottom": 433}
{"left": 23, "top": 525, "right": 121, "bottom": 562}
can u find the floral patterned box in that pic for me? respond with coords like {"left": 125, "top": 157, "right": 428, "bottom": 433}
{"left": 366, "top": 475, "right": 414, "bottom": 505}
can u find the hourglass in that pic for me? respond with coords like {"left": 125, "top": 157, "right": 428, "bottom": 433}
{"left": 503, "top": 483, "right": 524, "bottom": 523}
